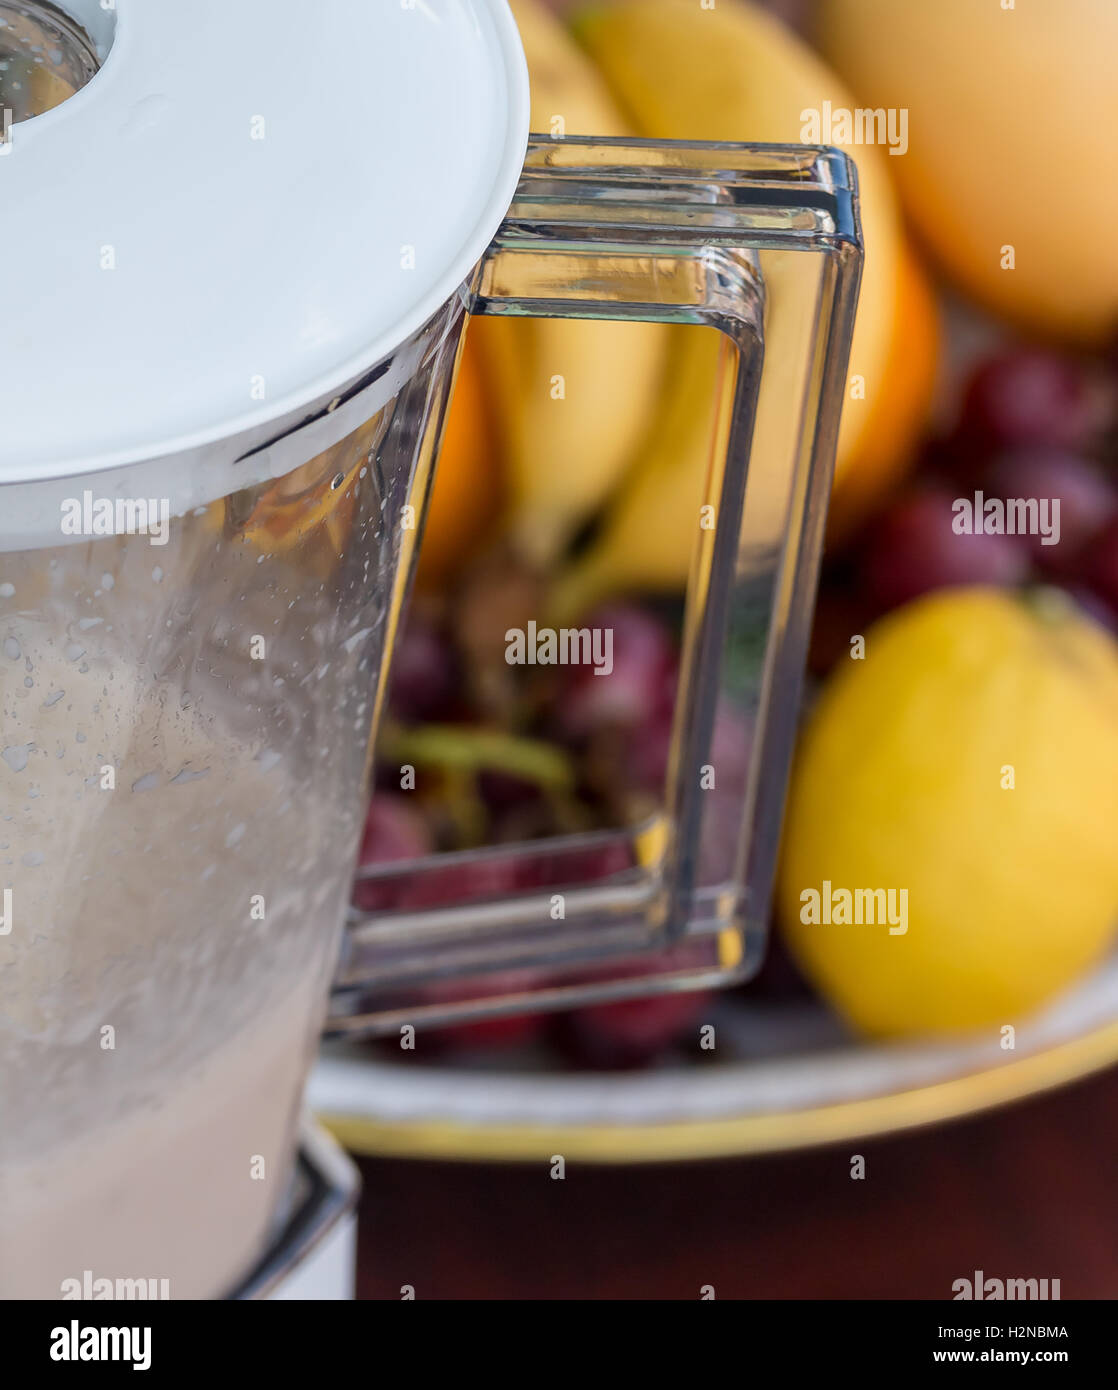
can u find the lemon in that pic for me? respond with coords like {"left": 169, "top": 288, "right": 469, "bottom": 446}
{"left": 778, "top": 588, "right": 1118, "bottom": 1037}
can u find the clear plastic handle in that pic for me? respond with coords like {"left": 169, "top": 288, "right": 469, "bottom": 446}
{"left": 331, "top": 137, "right": 862, "bottom": 1036}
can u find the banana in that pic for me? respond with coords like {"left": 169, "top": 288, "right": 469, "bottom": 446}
{"left": 572, "top": 0, "right": 902, "bottom": 490}
{"left": 549, "top": 0, "right": 912, "bottom": 614}
{"left": 550, "top": 325, "right": 730, "bottom": 623}
{"left": 469, "top": 0, "right": 668, "bottom": 568}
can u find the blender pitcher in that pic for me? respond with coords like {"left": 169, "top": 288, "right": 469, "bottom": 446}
{"left": 0, "top": 0, "right": 861, "bottom": 1299}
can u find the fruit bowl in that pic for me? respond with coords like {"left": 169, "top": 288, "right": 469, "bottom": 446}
{"left": 309, "top": 951, "right": 1118, "bottom": 1161}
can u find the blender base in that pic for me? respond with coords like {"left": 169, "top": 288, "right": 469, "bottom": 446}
{"left": 233, "top": 1122, "right": 359, "bottom": 1301}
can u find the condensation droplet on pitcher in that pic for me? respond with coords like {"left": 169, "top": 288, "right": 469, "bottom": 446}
{"left": 131, "top": 772, "right": 160, "bottom": 792}
{"left": 169, "top": 766, "right": 211, "bottom": 786}
{"left": 1, "top": 744, "right": 32, "bottom": 773}
{"left": 0, "top": 583, "right": 15, "bottom": 598}
{"left": 225, "top": 823, "right": 246, "bottom": 849}
{"left": 3, "top": 637, "right": 21, "bottom": 660}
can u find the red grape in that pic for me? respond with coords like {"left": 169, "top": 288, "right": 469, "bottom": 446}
{"left": 618, "top": 698, "right": 676, "bottom": 794}
{"left": 858, "top": 487, "right": 1030, "bottom": 613}
{"left": 1082, "top": 516, "right": 1118, "bottom": 620}
{"left": 386, "top": 614, "right": 460, "bottom": 722}
{"left": 557, "top": 985, "right": 713, "bottom": 1069}
{"left": 915, "top": 432, "right": 975, "bottom": 484}
{"left": 477, "top": 768, "right": 542, "bottom": 812}
{"left": 394, "top": 854, "right": 523, "bottom": 910}
{"left": 416, "top": 970, "right": 550, "bottom": 1051}
{"left": 959, "top": 349, "right": 1114, "bottom": 453}
{"left": 426, "top": 1011, "right": 546, "bottom": 1050}
{"left": 511, "top": 838, "right": 634, "bottom": 891}
{"left": 980, "top": 447, "right": 1117, "bottom": 572}
{"left": 550, "top": 603, "right": 678, "bottom": 740}
{"left": 352, "top": 796, "right": 433, "bottom": 912}
{"left": 357, "top": 795, "right": 432, "bottom": 867}
{"left": 552, "top": 944, "right": 717, "bottom": 1070}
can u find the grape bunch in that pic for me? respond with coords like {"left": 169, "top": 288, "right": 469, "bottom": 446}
{"left": 813, "top": 347, "right": 1118, "bottom": 674}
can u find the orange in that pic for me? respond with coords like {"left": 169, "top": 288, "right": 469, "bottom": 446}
{"left": 818, "top": 0, "right": 1118, "bottom": 346}
{"left": 415, "top": 338, "right": 502, "bottom": 591}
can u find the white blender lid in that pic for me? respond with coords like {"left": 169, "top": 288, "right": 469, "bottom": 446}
{"left": 0, "top": 0, "right": 528, "bottom": 485}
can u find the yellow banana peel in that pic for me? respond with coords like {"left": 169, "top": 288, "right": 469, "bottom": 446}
{"left": 471, "top": 0, "right": 669, "bottom": 568}
{"left": 550, "top": 326, "right": 733, "bottom": 623}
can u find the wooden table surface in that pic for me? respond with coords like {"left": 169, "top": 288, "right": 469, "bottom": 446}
{"left": 353, "top": 1064, "right": 1118, "bottom": 1299}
